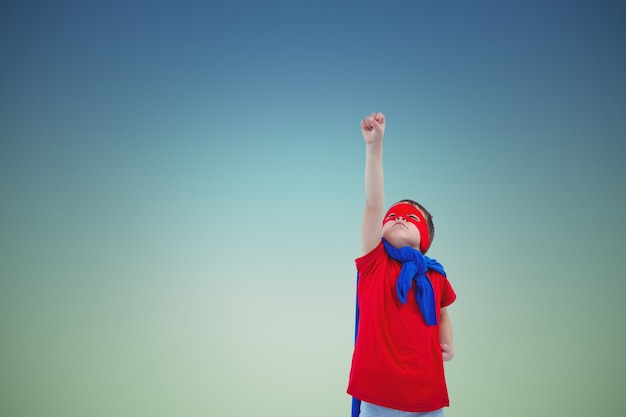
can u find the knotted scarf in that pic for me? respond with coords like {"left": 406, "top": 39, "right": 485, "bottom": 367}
{"left": 382, "top": 239, "right": 446, "bottom": 326}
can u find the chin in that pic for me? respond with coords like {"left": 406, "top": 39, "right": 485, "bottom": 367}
{"left": 384, "top": 235, "right": 419, "bottom": 249}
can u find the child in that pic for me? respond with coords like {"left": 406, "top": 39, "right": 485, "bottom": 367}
{"left": 348, "top": 112, "right": 456, "bottom": 417}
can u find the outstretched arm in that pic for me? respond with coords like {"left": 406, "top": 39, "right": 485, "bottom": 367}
{"left": 360, "top": 112, "right": 386, "bottom": 255}
{"left": 440, "top": 307, "right": 455, "bottom": 361}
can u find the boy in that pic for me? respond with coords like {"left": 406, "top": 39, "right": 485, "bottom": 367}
{"left": 348, "top": 112, "right": 456, "bottom": 417}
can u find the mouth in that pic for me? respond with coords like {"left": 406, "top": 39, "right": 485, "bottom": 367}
{"left": 392, "top": 222, "right": 407, "bottom": 229}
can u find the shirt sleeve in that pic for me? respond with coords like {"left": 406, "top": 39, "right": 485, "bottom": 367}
{"left": 440, "top": 275, "right": 456, "bottom": 308}
{"left": 355, "top": 241, "right": 385, "bottom": 274}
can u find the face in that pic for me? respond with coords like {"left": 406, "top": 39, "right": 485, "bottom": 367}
{"left": 381, "top": 203, "right": 430, "bottom": 252}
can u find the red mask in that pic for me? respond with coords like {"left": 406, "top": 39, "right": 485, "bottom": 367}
{"left": 383, "top": 203, "right": 431, "bottom": 253}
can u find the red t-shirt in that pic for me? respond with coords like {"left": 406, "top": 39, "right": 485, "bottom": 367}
{"left": 347, "top": 241, "right": 456, "bottom": 412}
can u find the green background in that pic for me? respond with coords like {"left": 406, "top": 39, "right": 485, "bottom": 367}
{"left": 2, "top": 1, "right": 625, "bottom": 416}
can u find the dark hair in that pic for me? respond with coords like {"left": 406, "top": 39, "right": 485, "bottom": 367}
{"left": 396, "top": 199, "right": 435, "bottom": 250}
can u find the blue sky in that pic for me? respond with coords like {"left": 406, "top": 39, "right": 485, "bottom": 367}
{"left": 1, "top": 1, "right": 625, "bottom": 416}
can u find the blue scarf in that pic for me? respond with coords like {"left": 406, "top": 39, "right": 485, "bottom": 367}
{"left": 382, "top": 238, "right": 446, "bottom": 326}
{"left": 351, "top": 240, "right": 446, "bottom": 417}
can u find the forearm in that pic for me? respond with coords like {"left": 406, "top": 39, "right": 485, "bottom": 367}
{"left": 364, "top": 142, "right": 384, "bottom": 209}
{"left": 439, "top": 308, "right": 454, "bottom": 350}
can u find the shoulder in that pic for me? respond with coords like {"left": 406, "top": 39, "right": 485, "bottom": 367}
{"left": 355, "top": 240, "right": 385, "bottom": 267}
{"left": 355, "top": 241, "right": 394, "bottom": 278}
{"left": 427, "top": 270, "right": 456, "bottom": 306}
{"left": 426, "top": 269, "right": 453, "bottom": 287}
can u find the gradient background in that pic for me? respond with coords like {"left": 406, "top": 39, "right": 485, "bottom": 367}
{"left": 1, "top": 1, "right": 625, "bottom": 416}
